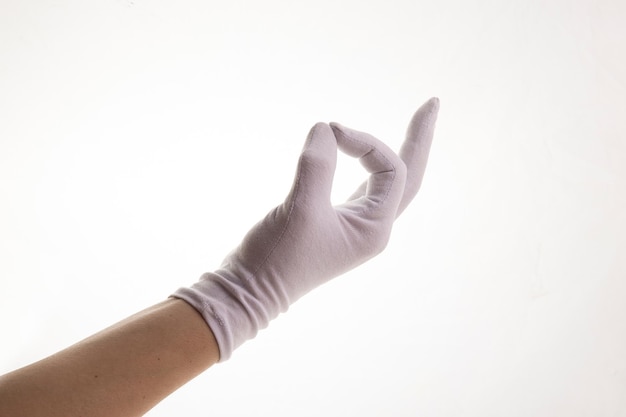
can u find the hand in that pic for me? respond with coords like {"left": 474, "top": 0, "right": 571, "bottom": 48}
{"left": 173, "top": 97, "right": 440, "bottom": 360}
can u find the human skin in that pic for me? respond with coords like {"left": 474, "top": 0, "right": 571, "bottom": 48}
{"left": 0, "top": 299, "right": 219, "bottom": 417}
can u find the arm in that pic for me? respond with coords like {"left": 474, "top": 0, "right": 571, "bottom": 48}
{"left": 0, "top": 299, "right": 218, "bottom": 417}
{"left": 0, "top": 97, "right": 439, "bottom": 416}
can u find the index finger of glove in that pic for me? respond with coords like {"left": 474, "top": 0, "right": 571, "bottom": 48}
{"left": 329, "top": 122, "right": 406, "bottom": 219}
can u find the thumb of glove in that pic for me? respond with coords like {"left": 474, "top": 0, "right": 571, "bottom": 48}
{"left": 285, "top": 122, "right": 338, "bottom": 208}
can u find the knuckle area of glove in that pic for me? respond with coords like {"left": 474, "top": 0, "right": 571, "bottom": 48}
{"left": 367, "top": 228, "right": 392, "bottom": 256}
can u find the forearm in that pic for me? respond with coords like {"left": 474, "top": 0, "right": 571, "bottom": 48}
{"left": 0, "top": 298, "right": 219, "bottom": 417}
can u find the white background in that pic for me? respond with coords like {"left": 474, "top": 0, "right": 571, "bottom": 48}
{"left": 1, "top": 0, "right": 625, "bottom": 416}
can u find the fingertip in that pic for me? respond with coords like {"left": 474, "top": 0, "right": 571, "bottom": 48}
{"left": 427, "top": 96, "right": 440, "bottom": 111}
{"left": 302, "top": 122, "right": 336, "bottom": 157}
{"left": 328, "top": 122, "right": 371, "bottom": 159}
{"left": 417, "top": 97, "right": 440, "bottom": 119}
{"left": 329, "top": 122, "right": 346, "bottom": 138}
{"left": 303, "top": 122, "right": 336, "bottom": 154}
{"left": 407, "top": 97, "right": 440, "bottom": 137}
{"left": 308, "top": 121, "right": 332, "bottom": 138}
{"left": 329, "top": 122, "right": 363, "bottom": 141}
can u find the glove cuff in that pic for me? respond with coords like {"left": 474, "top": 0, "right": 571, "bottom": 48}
{"left": 171, "top": 270, "right": 279, "bottom": 362}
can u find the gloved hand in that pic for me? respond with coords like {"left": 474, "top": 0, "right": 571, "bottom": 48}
{"left": 173, "top": 97, "right": 440, "bottom": 361}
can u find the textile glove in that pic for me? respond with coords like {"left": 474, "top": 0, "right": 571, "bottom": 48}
{"left": 173, "top": 97, "right": 440, "bottom": 361}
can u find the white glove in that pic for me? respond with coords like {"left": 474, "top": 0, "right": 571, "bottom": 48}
{"left": 173, "top": 98, "right": 440, "bottom": 361}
